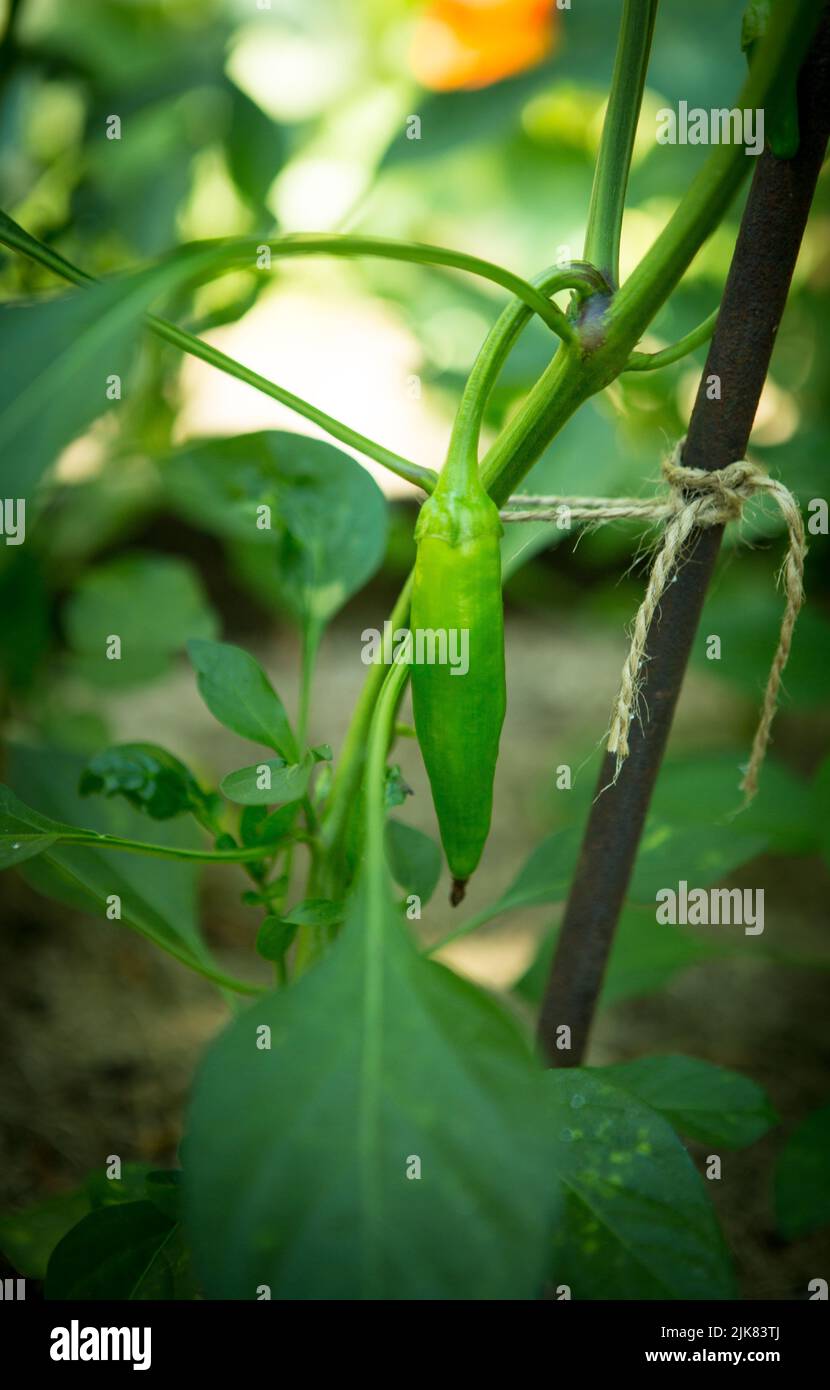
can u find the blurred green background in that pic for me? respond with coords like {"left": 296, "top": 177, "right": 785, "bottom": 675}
{"left": 1, "top": 0, "right": 829, "bottom": 1298}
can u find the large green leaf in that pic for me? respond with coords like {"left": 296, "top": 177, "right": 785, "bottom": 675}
{"left": 183, "top": 886, "right": 558, "bottom": 1299}
{"left": 775, "top": 1103, "right": 830, "bottom": 1239}
{"left": 0, "top": 265, "right": 158, "bottom": 504}
{"left": 45, "top": 1202, "right": 195, "bottom": 1300}
{"left": 188, "top": 638, "right": 298, "bottom": 761}
{"left": 546, "top": 1071, "right": 736, "bottom": 1299}
{"left": 165, "top": 432, "right": 387, "bottom": 633}
{"left": 63, "top": 552, "right": 217, "bottom": 688}
{"left": 596, "top": 1055, "right": 778, "bottom": 1148}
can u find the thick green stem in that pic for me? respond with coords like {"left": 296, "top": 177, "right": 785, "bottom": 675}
{"left": 446, "top": 263, "right": 608, "bottom": 489}
{"left": 584, "top": 0, "right": 660, "bottom": 285}
{"left": 607, "top": 0, "right": 825, "bottom": 348}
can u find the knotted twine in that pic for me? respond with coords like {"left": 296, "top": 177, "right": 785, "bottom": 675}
{"left": 499, "top": 441, "right": 807, "bottom": 802}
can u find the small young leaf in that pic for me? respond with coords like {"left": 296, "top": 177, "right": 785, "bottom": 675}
{"left": 775, "top": 1103, "right": 830, "bottom": 1239}
{"left": 239, "top": 803, "right": 298, "bottom": 847}
{"left": 188, "top": 638, "right": 298, "bottom": 761}
{"left": 184, "top": 881, "right": 559, "bottom": 1299}
{"left": 384, "top": 764, "right": 413, "bottom": 809}
{"left": 256, "top": 916, "right": 298, "bottom": 963}
{"left": 386, "top": 819, "right": 442, "bottom": 904}
{"left": 282, "top": 898, "right": 345, "bottom": 928}
{"left": 596, "top": 1055, "right": 778, "bottom": 1148}
{"left": 220, "top": 754, "right": 313, "bottom": 807}
{"left": 79, "top": 743, "right": 214, "bottom": 822}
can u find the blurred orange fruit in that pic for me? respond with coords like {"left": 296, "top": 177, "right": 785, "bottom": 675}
{"left": 410, "top": 0, "right": 559, "bottom": 92}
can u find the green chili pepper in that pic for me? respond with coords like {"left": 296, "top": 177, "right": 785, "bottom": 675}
{"left": 410, "top": 265, "right": 603, "bottom": 903}
{"left": 411, "top": 456, "right": 505, "bottom": 904}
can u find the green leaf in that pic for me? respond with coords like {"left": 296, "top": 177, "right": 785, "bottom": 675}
{"left": 220, "top": 753, "right": 313, "bottom": 807}
{"left": 188, "top": 638, "right": 298, "bottom": 761}
{"left": 0, "top": 268, "right": 159, "bottom": 505}
{"left": 79, "top": 742, "right": 214, "bottom": 822}
{"left": 545, "top": 1071, "right": 736, "bottom": 1299}
{"left": 650, "top": 754, "right": 816, "bottom": 856}
{"left": 483, "top": 828, "right": 581, "bottom": 918}
{"left": 64, "top": 552, "right": 217, "bottom": 689}
{"left": 282, "top": 898, "right": 346, "bottom": 928}
{"left": 515, "top": 906, "right": 733, "bottom": 1008}
{"left": 165, "top": 432, "right": 387, "bottom": 633}
{"left": 6, "top": 745, "right": 256, "bottom": 993}
{"left": 183, "top": 885, "right": 559, "bottom": 1299}
{"left": 384, "top": 764, "right": 413, "bottom": 809}
{"left": 0, "top": 1190, "right": 91, "bottom": 1280}
{"left": 386, "top": 819, "right": 442, "bottom": 904}
{"left": 144, "top": 1171, "right": 183, "bottom": 1223}
{"left": 225, "top": 80, "right": 287, "bottom": 212}
{"left": 775, "top": 1103, "right": 830, "bottom": 1239}
{"left": 45, "top": 1202, "right": 195, "bottom": 1300}
{"left": 255, "top": 916, "right": 298, "bottom": 963}
{"left": 239, "top": 803, "right": 297, "bottom": 847}
{"left": 0, "top": 784, "right": 76, "bottom": 868}
{"left": 596, "top": 1055, "right": 778, "bottom": 1148}
{"left": 694, "top": 585, "right": 830, "bottom": 710}
{"left": 628, "top": 818, "right": 767, "bottom": 902}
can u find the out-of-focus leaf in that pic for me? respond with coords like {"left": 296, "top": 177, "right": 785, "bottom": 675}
{"left": 597, "top": 1055, "right": 778, "bottom": 1148}
{"left": 545, "top": 1071, "right": 736, "bottom": 1299}
{"left": 775, "top": 1103, "right": 830, "bottom": 1239}
{"left": 79, "top": 743, "right": 215, "bottom": 822}
{"left": 386, "top": 819, "right": 442, "bottom": 904}
{"left": 45, "top": 1202, "right": 196, "bottom": 1300}
{"left": 165, "top": 432, "right": 387, "bottom": 635}
{"left": 63, "top": 552, "right": 217, "bottom": 689}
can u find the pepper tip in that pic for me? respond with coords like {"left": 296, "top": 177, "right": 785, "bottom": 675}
{"left": 450, "top": 877, "right": 467, "bottom": 907}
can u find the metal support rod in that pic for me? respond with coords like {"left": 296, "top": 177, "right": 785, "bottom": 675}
{"left": 538, "top": 9, "right": 830, "bottom": 1067}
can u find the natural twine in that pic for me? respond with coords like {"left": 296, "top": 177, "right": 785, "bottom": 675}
{"left": 500, "top": 440, "right": 807, "bottom": 802}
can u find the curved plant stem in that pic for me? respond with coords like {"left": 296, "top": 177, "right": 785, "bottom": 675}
{"left": 202, "top": 233, "right": 576, "bottom": 343}
{"left": 449, "top": 263, "right": 609, "bottom": 473}
{"left": 0, "top": 211, "right": 437, "bottom": 494}
{"left": 623, "top": 307, "right": 718, "bottom": 371}
{"left": 584, "top": 0, "right": 660, "bottom": 285}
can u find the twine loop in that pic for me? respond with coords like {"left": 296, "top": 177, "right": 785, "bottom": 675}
{"left": 502, "top": 439, "right": 807, "bottom": 803}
